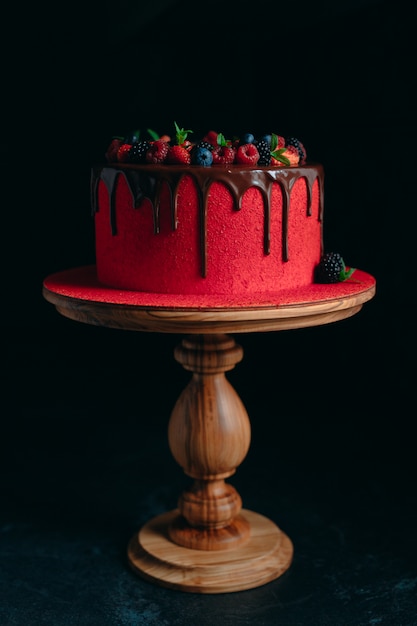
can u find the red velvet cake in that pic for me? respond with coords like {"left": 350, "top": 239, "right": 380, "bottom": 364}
{"left": 91, "top": 127, "right": 325, "bottom": 299}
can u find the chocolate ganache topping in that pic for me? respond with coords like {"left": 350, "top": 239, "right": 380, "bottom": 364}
{"left": 91, "top": 163, "right": 324, "bottom": 278}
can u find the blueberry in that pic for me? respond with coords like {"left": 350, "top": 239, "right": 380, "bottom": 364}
{"left": 191, "top": 147, "right": 213, "bottom": 167}
{"left": 259, "top": 134, "right": 272, "bottom": 146}
{"left": 124, "top": 129, "right": 141, "bottom": 144}
{"left": 240, "top": 132, "right": 255, "bottom": 145}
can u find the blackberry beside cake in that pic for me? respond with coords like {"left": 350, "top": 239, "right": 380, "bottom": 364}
{"left": 91, "top": 124, "right": 327, "bottom": 298}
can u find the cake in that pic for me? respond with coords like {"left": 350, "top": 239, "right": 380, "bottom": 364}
{"left": 90, "top": 124, "right": 351, "bottom": 305}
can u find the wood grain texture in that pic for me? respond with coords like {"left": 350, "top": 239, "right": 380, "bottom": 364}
{"left": 168, "top": 335, "right": 251, "bottom": 550}
{"left": 127, "top": 509, "right": 293, "bottom": 594}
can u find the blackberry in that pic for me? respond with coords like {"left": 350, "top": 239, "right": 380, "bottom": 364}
{"left": 286, "top": 137, "right": 307, "bottom": 162}
{"left": 315, "top": 252, "right": 356, "bottom": 283}
{"left": 195, "top": 140, "right": 214, "bottom": 151}
{"left": 130, "top": 140, "right": 151, "bottom": 163}
{"left": 256, "top": 139, "right": 271, "bottom": 166}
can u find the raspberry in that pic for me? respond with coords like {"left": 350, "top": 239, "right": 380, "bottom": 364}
{"left": 105, "top": 138, "right": 123, "bottom": 162}
{"left": 315, "top": 252, "right": 356, "bottom": 283}
{"left": 211, "top": 145, "right": 236, "bottom": 165}
{"left": 235, "top": 143, "right": 260, "bottom": 165}
{"left": 145, "top": 139, "right": 169, "bottom": 164}
{"left": 117, "top": 143, "right": 132, "bottom": 162}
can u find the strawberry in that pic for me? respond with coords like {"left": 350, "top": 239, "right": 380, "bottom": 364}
{"left": 117, "top": 143, "right": 132, "bottom": 162}
{"left": 166, "top": 121, "right": 193, "bottom": 164}
{"left": 145, "top": 139, "right": 169, "bottom": 164}
{"left": 173, "top": 121, "right": 193, "bottom": 145}
{"left": 270, "top": 133, "right": 292, "bottom": 166}
{"left": 235, "top": 143, "right": 260, "bottom": 165}
{"left": 286, "top": 137, "right": 307, "bottom": 162}
{"left": 166, "top": 144, "right": 191, "bottom": 164}
{"left": 275, "top": 135, "right": 286, "bottom": 149}
{"left": 280, "top": 145, "right": 300, "bottom": 166}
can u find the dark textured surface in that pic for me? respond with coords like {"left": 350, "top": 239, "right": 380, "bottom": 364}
{"left": 2, "top": 315, "right": 416, "bottom": 625}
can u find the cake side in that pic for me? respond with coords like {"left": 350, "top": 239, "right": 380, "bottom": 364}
{"left": 92, "top": 163, "right": 324, "bottom": 296}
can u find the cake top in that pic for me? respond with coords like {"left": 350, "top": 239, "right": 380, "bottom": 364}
{"left": 104, "top": 122, "right": 308, "bottom": 168}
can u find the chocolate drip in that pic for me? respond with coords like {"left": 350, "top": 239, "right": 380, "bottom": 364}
{"left": 91, "top": 163, "right": 324, "bottom": 277}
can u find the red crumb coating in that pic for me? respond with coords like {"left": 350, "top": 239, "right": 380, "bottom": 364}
{"left": 94, "top": 168, "right": 322, "bottom": 297}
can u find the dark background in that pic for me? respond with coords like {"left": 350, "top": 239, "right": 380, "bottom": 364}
{"left": 2, "top": 1, "right": 416, "bottom": 624}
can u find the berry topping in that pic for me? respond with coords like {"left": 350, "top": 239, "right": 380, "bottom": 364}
{"left": 256, "top": 139, "right": 271, "bottom": 166}
{"left": 105, "top": 138, "right": 123, "bottom": 162}
{"left": 211, "top": 132, "right": 236, "bottom": 165}
{"left": 166, "top": 144, "right": 192, "bottom": 164}
{"left": 202, "top": 130, "right": 219, "bottom": 146}
{"left": 279, "top": 144, "right": 300, "bottom": 166}
{"left": 166, "top": 122, "right": 193, "bottom": 164}
{"left": 117, "top": 143, "right": 132, "bottom": 163}
{"left": 191, "top": 146, "right": 213, "bottom": 166}
{"left": 130, "top": 140, "right": 151, "bottom": 163}
{"left": 270, "top": 133, "right": 291, "bottom": 166}
{"left": 212, "top": 145, "right": 236, "bottom": 165}
{"left": 315, "top": 252, "right": 356, "bottom": 284}
{"left": 235, "top": 143, "right": 260, "bottom": 165}
{"left": 104, "top": 124, "right": 308, "bottom": 168}
{"left": 145, "top": 139, "right": 169, "bottom": 164}
{"left": 195, "top": 140, "right": 214, "bottom": 152}
{"left": 259, "top": 134, "right": 272, "bottom": 146}
{"left": 124, "top": 129, "right": 141, "bottom": 144}
{"left": 286, "top": 137, "right": 307, "bottom": 163}
{"left": 240, "top": 132, "right": 255, "bottom": 145}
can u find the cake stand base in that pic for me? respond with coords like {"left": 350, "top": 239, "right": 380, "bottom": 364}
{"left": 127, "top": 509, "right": 293, "bottom": 594}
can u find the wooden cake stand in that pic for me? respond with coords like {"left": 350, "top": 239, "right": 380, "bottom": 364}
{"left": 42, "top": 266, "right": 376, "bottom": 594}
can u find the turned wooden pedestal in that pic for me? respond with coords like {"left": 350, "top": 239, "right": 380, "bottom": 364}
{"left": 42, "top": 265, "right": 376, "bottom": 593}
{"left": 128, "top": 333, "right": 294, "bottom": 593}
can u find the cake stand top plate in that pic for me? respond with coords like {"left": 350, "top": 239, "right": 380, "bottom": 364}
{"left": 42, "top": 265, "right": 376, "bottom": 334}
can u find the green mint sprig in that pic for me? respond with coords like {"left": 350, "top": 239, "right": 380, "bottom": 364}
{"left": 174, "top": 121, "right": 193, "bottom": 145}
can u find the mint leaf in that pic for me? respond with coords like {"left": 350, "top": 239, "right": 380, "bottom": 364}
{"left": 340, "top": 267, "right": 356, "bottom": 281}
{"left": 271, "top": 148, "right": 290, "bottom": 166}
{"left": 147, "top": 128, "right": 160, "bottom": 141}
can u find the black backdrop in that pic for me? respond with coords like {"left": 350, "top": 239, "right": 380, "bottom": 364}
{"left": 9, "top": 0, "right": 414, "bottom": 412}
{"left": 2, "top": 1, "right": 417, "bottom": 624}
{"left": 7, "top": 0, "right": 415, "bottom": 329}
